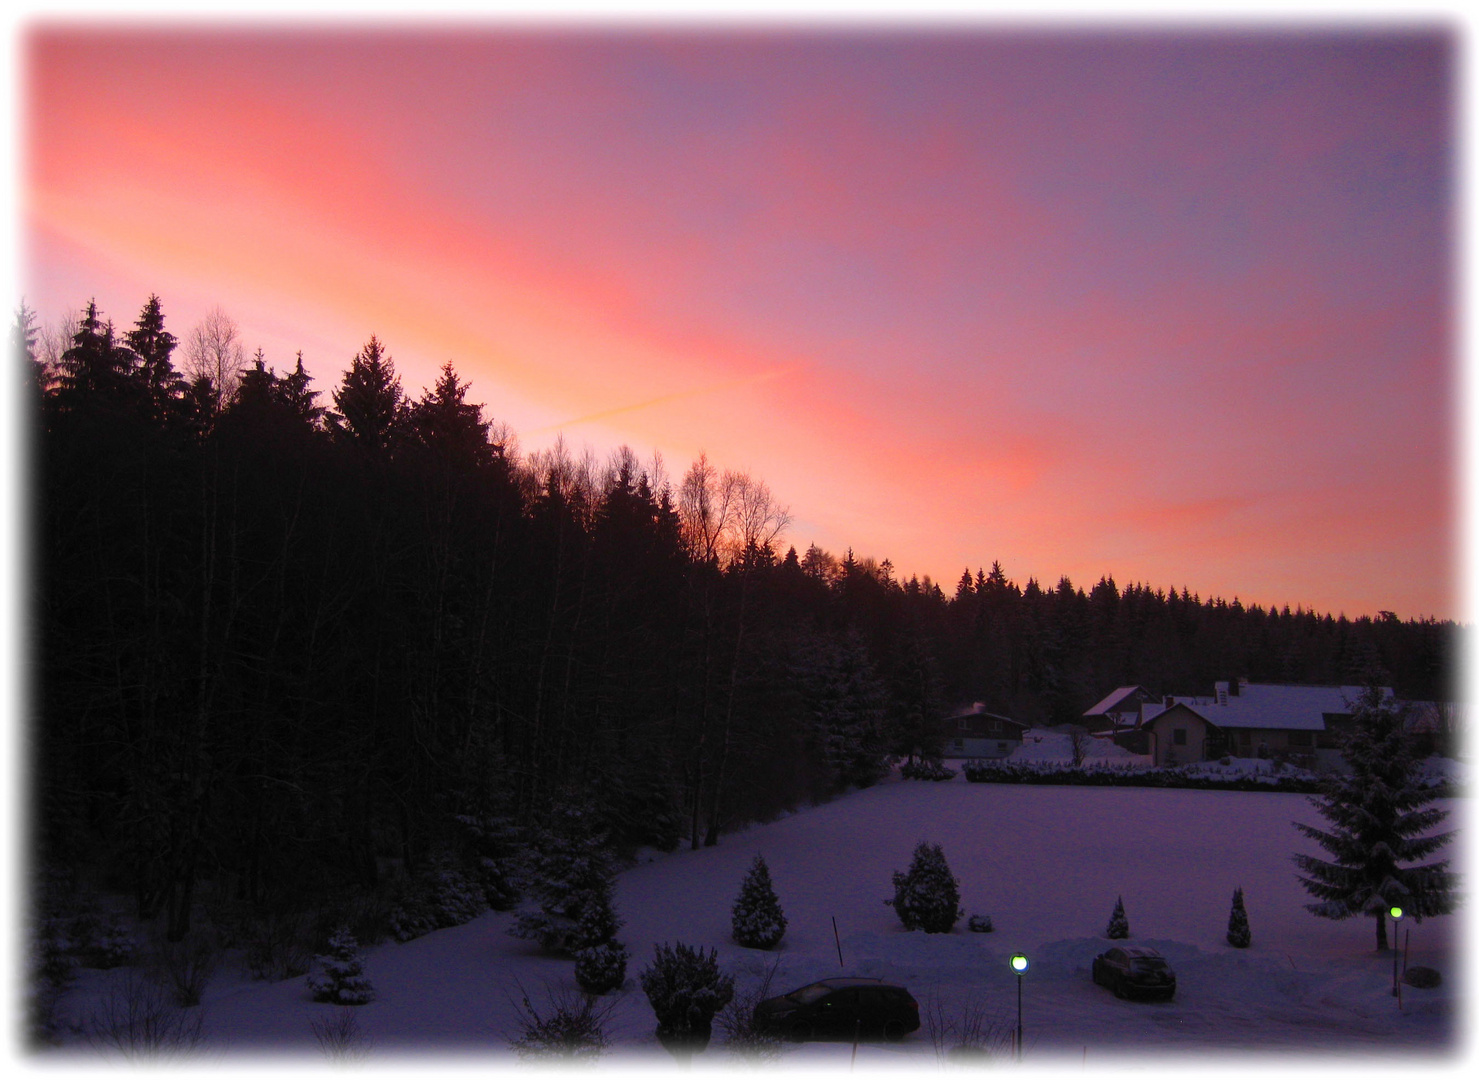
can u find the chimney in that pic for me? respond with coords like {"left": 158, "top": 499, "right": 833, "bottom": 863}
{"left": 1215, "top": 681, "right": 1229, "bottom": 707}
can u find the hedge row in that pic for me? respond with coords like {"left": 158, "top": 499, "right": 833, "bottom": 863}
{"left": 959, "top": 759, "right": 1322, "bottom": 793}
{"left": 959, "top": 759, "right": 1460, "bottom": 796}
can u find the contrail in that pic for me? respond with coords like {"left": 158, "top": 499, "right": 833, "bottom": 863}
{"left": 527, "top": 368, "right": 787, "bottom": 436}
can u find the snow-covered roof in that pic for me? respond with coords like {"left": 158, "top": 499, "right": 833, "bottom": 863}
{"left": 1154, "top": 683, "right": 1381, "bottom": 732}
{"left": 1084, "top": 686, "right": 1147, "bottom": 716}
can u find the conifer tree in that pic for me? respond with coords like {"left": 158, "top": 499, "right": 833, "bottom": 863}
{"left": 1226, "top": 886, "right": 1251, "bottom": 948}
{"left": 731, "top": 854, "right": 787, "bottom": 949}
{"left": 124, "top": 294, "right": 181, "bottom": 412}
{"left": 275, "top": 351, "right": 325, "bottom": 428}
{"left": 306, "top": 925, "right": 375, "bottom": 1005}
{"left": 330, "top": 334, "right": 403, "bottom": 450}
{"left": 886, "top": 841, "right": 962, "bottom": 933}
{"left": 1293, "top": 686, "right": 1458, "bottom": 950}
{"left": 1105, "top": 896, "right": 1129, "bottom": 939}
{"left": 511, "top": 802, "right": 624, "bottom": 956}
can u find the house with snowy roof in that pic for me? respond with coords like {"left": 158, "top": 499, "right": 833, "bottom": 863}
{"left": 1082, "top": 686, "right": 1160, "bottom": 732}
{"left": 938, "top": 703, "right": 1028, "bottom": 758}
{"left": 1137, "top": 680, "right": 1384, "bottom": 769}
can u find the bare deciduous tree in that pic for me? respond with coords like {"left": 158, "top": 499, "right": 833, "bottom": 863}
{"left": 185, "top": 306, "right": 245, "bottom": 408}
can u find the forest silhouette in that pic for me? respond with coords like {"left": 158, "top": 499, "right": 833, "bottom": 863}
{"left": 18, "top": 296, "right": 1459, "bottom": 941}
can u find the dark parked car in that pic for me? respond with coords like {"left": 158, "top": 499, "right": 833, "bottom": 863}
{"left": 754, "top": 978, "right": 921, "bottom": 1042}
{"left": 1092, "top": 946, "right": 1177, "bottom": 1001}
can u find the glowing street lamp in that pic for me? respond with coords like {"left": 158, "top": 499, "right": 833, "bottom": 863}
{"left": 1389, "top": 906, "right": 1404, "bottom": 997}
{"left": 1010, "top": 954, "right": 1028, "bottom": 1060}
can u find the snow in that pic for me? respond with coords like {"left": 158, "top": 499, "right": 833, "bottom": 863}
{"left": 40, "top": 774, "right": 1468, "bottom": 1076}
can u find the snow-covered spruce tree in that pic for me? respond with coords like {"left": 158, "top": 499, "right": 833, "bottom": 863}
{"left": 1292, "top": 686, "right": 1458, "bottom": 951}
{"left": 1226, "top": 887, "right": 1251, "bottom": 948}
{"left": 1104, "top": 896, "right": 1129, "bottom": 939}
{"left": 731, "top": 854, "right": 787, "bottom": 949}
{"left": 511, "top": 800, "right": 624, "bottom": 956}
{"left": 886, "top": 841, "right": 962, "bottom": 933}
{"left": 573, "top": 896, "right": 629, "bottom": 994}
{"left": 640, "top": 942, "right": 735, "bottom": 1060}
{"left": 307, "top": 925, "right": 375, "bottom": 1005}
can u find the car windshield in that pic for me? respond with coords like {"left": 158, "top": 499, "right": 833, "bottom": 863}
{"left": 1130, "top": 958, "right": 1167, "bottom": 972}
{"left": 788, "top": 984, "right": 832, "bottom": 1005}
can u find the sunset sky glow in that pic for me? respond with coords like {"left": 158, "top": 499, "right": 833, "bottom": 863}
{"left": 21, "top": 25, "right": 1456, "bottom": 619}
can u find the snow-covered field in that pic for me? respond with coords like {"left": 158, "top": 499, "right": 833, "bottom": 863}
{"left": 46, "top": 772, "right": 1467, "bottom": 1073}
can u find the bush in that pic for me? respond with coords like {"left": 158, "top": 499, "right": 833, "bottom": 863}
{"left": 80, "top": 969, "right": 207, "bottom": 1061}
{"left": 967, "top": 914, "right": 993, "bottom": 933}
{"left": 507, "top": 983, "right": 613, "bottom": 1061}
{"left": 716, "top": 956, "right": 784, "bottom": 1063}
{"left": 1105, "top": 896, "right": 1129, "bottom": 939}
{"left": 306, "top": 925, "right": 375, "bottom": 1005}
{"left": 151, "top": 933, "right": 219, "bottom": 1007}
{"left": 922, "top": 989, "right": 1012, "bottom": 1066}
{"left": 901, "top": 759, "right": 957, "bottom": 781}
{"left": 1226, "top": 887, "right": 1251, "bottom": 948}
{"left": 886, "top": 841, "right": 962, "bottom": 933}
{"left": 640, "top": 942, "right": 735, "bottom": 1060}
{"left": 574, "top": 940, "right": 629, "bottom": 995}
{"left": 959, "top": 758, "right": 1329, "bottom": 794}
{"left": 243, "top": 910, "right": 313, "bottom": 981}
{"left": 387, "top": 852, "right": 487, "bottom": 943}
{"left": 731, "top": 855, "right": 787, "bottom": 950}
{"left": 311, "top": 1007, "right": 373, "bottom": 1064}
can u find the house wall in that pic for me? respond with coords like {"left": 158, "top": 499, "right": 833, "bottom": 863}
{"left": 1146, "top": 710, "right": 1210, "bottom": 766}
{"left": 941, "top": 735, "right": 1021, "bottom": 759}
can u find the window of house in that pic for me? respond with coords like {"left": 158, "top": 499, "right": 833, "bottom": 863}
{"left": 1173, "top": 728, "right": 1187, "bottom": 746}
{"left": 952, "top": 739, "right": 964, "bottom": 751}
{"left": 997, "top": 742, "right": 1008, "bottom": 752}
{"left": 1288, "top": 731, "right": 1313, "bottom": 747}
{"left": 958, "top": 719, "right": 969, "bottom": 731}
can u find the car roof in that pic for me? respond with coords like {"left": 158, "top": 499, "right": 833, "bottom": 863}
{"left": 800, "top": 978, "right": 901, "bottom": 990}
{"left": 1114, "top": 947, "right": 1166, "bottom": 959}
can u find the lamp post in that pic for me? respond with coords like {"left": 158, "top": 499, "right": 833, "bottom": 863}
{"left": 1389, "top": 906, "right": 1404, "bottom": 999}
{"left": 1010, "top": 954, "right": 1028, "bottom": 1061}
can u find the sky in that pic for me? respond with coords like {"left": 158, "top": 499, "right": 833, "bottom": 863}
{"left": 15, "top": 20, "right": 1459, "bottom": 620}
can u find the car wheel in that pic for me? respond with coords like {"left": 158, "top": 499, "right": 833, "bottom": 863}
{"left": 790, "top": 1021, "right": 813, "bottom": 1043}
{"left": 883, "top": 1020, "right": 906, "bottom": 1042}
{"left": 1112, "top": 975, "right": 1126, "bottom": 999}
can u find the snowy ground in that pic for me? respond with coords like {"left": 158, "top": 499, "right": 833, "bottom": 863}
{"left": 43, "top": 772, "right": 1468, "bottom": 1075}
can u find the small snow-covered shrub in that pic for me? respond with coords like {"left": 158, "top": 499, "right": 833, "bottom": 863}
{"left": 80, "top": 969, "right": 207, "bottom": 1061}
{"left": 574, "top": 940, "right": 629, "bottom": 995}
{"left": 901, "top": 759, "right": 957, "bottom": 781}
{"left": 1226, "top": 887, "right": 1251, "bottom": 948}
{"left": 507, "top": 983, "right": 613, "bottom": 1061}
{"left": 311, "top": 1007, "right": 373, "bottom": 1064}
{"left": 151, "top": 933, "right": 219, "bottom": 1007}
{"left": 640, "top": 942, "right": 735, "bottom": 1059}
{"left": 716, "top": 957, "right": 784, "bottom": 1063}
{"left": 243, "top": 911, "right": 313, "bottom": 981}
{"left": 967, "top": 914, "right": 994, "bottom": 933}
{"left": 307, "top": 925, "right": 375, "bottom": 1005}
{"left": 731, "top": 854, "right": 787, "bottom": 949}
{"left": 1104, "top": 896, "right": 1129, "bottom": 939}
{"left": 81, "top": 911, "right": 138, "bottom": 970}
{"left": 922, "top": 989, "right": 1012, "bottom": 1066}
{"left": 886, "top": 841, "right": 962, "bottom": 933}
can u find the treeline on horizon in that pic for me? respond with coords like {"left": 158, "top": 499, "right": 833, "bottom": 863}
{"left": 19, "top": 295, "right": 1460, "bottom": 938}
